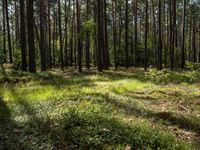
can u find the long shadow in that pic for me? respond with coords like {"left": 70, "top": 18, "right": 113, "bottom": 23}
{"left": 0, "top": 96, "right": 28, "bottom": 150}
{"left": 0, "top": 91, "right": 193, "bottom": 149}
{"left": 0, "top": 85, "right": 55, "bottom": 149}
{"left": 0, "top": 94, "right": 54, "bottom": 149}
{"left": 52, "top": 109, "right": 188, "bottom": 150}
{"left": 88, "top": 93, "right": 200, "bottom": 135}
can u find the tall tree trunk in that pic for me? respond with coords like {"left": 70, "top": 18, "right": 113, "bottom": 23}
{"left": 58, "top": 0, "right": 64, "bottom": 70}
{"left": 48, "top": 0, "right": 52, "bottom": 69}
{"left": 5, "top": 0, "right": 13, "bottom": 63}
{"left": 158, "top": 0, "right": 162, "bottom": 70}
{"left": 163, "top": 0, "right": 167, "bottom": 67}
{"left": 134, "top": 0, "right": 138, "bottom": 67}
{"left": 170, "top": 0, "right": 175, "bottom": 70}
{"left": 27, "top": 0, "right": 36, "bottom": 72}
{"left": 181, "top": 0, "right": 186, "bottom": 68}
{"left": 70, "top": 0, "right": 75, "bottom": 67}
{"left": 152, "top": 0, "right": 157, "bottom": 66}
{"left": 19, "top": 0, "right": 27, "bottom": 71}
{"left": 192, "top": 6, "right": 196, "bottom": 63}
{"left": 76, "top": 0, "right": 82, "bottom": 73}
{"left": 64, "top": 0, "right": 71, "bottom": 67}
{"left": 2, "top": 0, "right": 7, "bottom": 63}
{"left": 172, "top": 0, "right": 176, "bottom": 68}
{"left": 14, "top": 1, "right": 19, "bottom": 44}
{"left": 52, "top": 8, "right": 56, "bottom": 67}
{"left": 144, "top": 0, "right": 148, "bottom": 70}
{"left": 85, "top": 0, "right": 90, "bottom": 69}
{"left": 73, "top": 0, "right": 77, "bottom": 69}
{"left": 40, "top": 0, "right": 47, "bottom": 71}
{"left": 125, "top": 0, "right": 129, "bottom": 68}
{"left": 93, "top": 2, "right": 97, "bottom": 66}
{"left": 103, "top": 0, "right": 109, "bottom": 69}
{"left": 112, "top": 0, "right": 117, "bottom": 70}
{"left": 97, "top": 0, "right": 103, "bottom": 72}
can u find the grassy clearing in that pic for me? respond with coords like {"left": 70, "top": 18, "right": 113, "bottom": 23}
{"left": 0, "top": 67, "right": 200, "bottom": 150}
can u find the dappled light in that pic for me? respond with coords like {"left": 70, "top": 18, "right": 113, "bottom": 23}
{"left": 0, "top": 68, "right": 200, "bottom": 149}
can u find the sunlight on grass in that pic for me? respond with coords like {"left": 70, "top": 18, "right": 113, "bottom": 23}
{"left": 0, "top": 69, "right": 199, "bottom": 149}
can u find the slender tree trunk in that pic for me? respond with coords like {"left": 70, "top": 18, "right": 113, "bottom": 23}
{"left": 27, "top": 0, "right": 36, "bottom": 72}
{"left": 158, "top": 0, "right": 162, "bottom": 70}
{"left": 48, "top": 0, "right": 52, "bottom": 69}
{"left": 103, "top": 0, "right": 109, "bottom": 69}
{"left": 93, "top": 2, "right": 97, "bottom": 66}
{"left": 64, "top": 0, "right": 71, "bottom": 67}
{"left": 125, "top": 0, "right": 129, "bottom": 68}
{"left": 2, "top": 0, "right": 7, "bottom": 63}
{"left": 52, "top": 8, "right": 56, "bottom": 67}
{"left": 97, "top": 0, "right": 103, "bottom": 72}
{"left": 15, "top": 1, "right": 19, "bottom": 44}
{"left": 172, "top": 0, "right": 176, "bottom": 68}
{"left": 19, "top": 0, "right": 27, "bottom": 71}
{"left": 192, "top": 6, "right": 196, "bottom": 63}
{"left": 163, "top": 0, "right": 167, "bottom": 67}
{"left": 40, "top": 0, "right": 47, "bottom": 71}
{"left": 181, "top": 0, "right": 186, "bottom": 68}
{"left": 134, "top": 0, "right": 138, "bottom": 67}
{"left": 85, "top": 0, "right": 90, "bottom": 69}
{"left": 170, "top": 0, "right": 174, "bottom": 70}
{"left": 5, "top": 0, "right": 13, "bottom": 63}
{"left": 112, "top": 0, "right": 117, "bottom": 70}
{"left": 73, "top": 0, "right": 77, "bottom": 69}
{"left": 144, "top": 0, "right": 148, "bottom": 70}
{"left": 118, "top": 16, "right": 122, "bottom": 65}
{"left": 76, "top": 0, "right": 82, "bottom": 72}
{"left": 58, "top": 0, "right": 64, "bottom": 70}
{"left": 70, "top": 0, "right": 75, "bottom": 67}
{"left": 152, "top": 0, "right": 157, "bottom": 66}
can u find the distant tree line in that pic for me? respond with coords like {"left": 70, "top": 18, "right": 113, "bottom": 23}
{"left": 0, "top": 0, "right": 200, "bottom": 72}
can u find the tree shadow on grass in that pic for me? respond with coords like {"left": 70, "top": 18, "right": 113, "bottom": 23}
{"left": 0, "top": 96, "right": 29, "bottom": 150}
{"left": 89, "top": 93, "right": 200, "bottom": 136}
{"left": 0, "top": 92, "right": 191, "bottom": 150}
{"left": 52, "top": 108, "right": 188, "bottom": 150}
{"left": 0, "top": 96, "right": 54, "bottom": 149}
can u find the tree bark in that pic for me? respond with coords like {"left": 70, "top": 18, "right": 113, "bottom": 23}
{"left": 181, "top": 0, "right": 186, "bottom": 68}
{"left": 5, "top": 0, "right": 13, "bottom": 63}
{"left": 27, "top": 0, "right": 36, "bottom": 72}
{"left": 58, "top": 0, "right": 64, "bottom": 70}
{"left": 40, "top": 0, "right": 47, "bottom": 71}
{"left": 125, "top": 0, "right": 129, "bottom": 68}
{"left": 19, "top": 0, "right": 27, "bottom": 71}
{"left": 76, "top": 0, "right": 82, "bottom": 72}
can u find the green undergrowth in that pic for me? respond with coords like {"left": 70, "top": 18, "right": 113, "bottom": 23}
{"left": 0, "top": 68, "right": 199, "bottom": 149}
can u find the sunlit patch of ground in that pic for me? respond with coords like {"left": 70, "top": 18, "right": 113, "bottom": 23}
{"left": 0, "top": 67, "right": 199, "bottom": 149}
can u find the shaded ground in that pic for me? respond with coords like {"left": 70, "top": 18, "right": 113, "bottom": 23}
{"left": 0, "top": 67, "right": 200, "bottom": 149}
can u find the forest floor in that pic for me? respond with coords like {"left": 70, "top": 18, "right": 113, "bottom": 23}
{"left": 0, "top": 66, "right": 200, "bottom": 150}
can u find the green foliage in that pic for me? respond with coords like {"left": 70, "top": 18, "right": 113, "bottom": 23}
{"left": 145, "top": 68, "right": 171, "bottom": 84}
{"left": 83, "top": 20, "right": 96, "bottom": 33}
{"left": 75, "top": 20, "right": 95, "bottom": 42}
{"left": 0, "top": 69, "right": 199, "bottom": 149}
{"left": 145, "top": 67, "right": 200, "bottom": 84}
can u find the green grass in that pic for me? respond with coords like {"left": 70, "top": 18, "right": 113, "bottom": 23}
{"left": 0, "top": 68, "right": 199, "bottom": 149}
